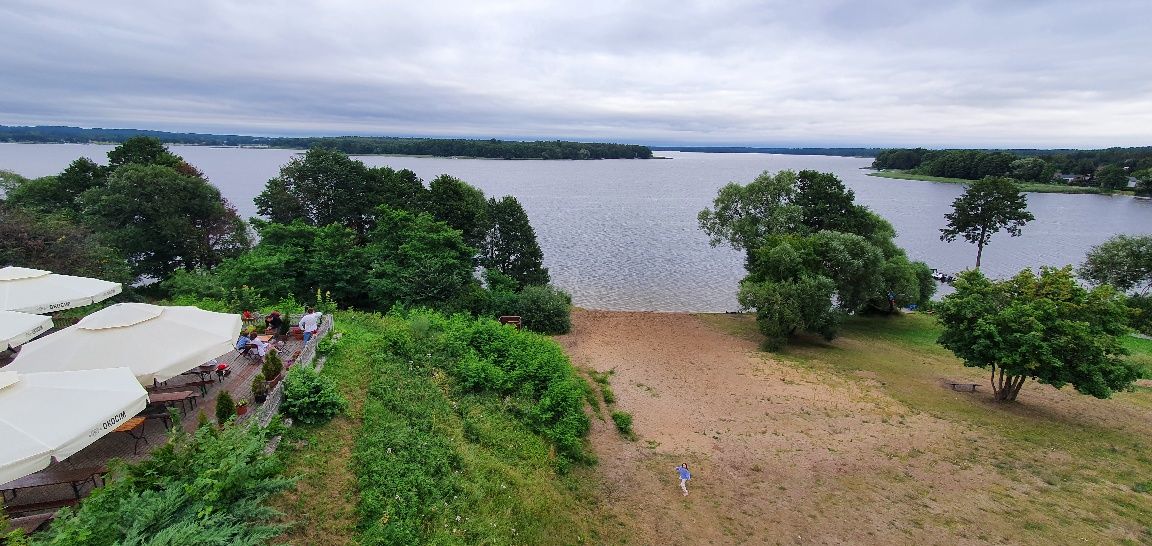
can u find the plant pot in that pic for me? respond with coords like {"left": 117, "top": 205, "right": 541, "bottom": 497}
{"left": 236, "top": 405, "right": 248, "bottom": 416}
{"left": 254, "top": 392, "right": 267, "bottom": 404}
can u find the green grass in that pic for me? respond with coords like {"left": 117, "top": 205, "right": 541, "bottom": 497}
{"left": 867, "top": 170, "right": 1108, "bottom": 194}
{"left": 278, "top": 311, "right": 617, "bottom": 545}
{"left": 725, "top": 311, "right": 1152, "bottom": 539}
{"left": 1121, "top": 335, "right": 1152, "bottom": 378}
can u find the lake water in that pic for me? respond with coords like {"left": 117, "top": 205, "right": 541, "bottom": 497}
{"left": 3, "top": 143, "right": 1151, "bottom": 312}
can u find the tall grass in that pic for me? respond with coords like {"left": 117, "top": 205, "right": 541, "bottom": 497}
{"left": 284, "top": 311, "right": 611, "bottom": 545}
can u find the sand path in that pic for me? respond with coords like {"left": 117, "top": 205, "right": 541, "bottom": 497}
{"left": 557, "top": 310, "right": 1002, "bottom": 545}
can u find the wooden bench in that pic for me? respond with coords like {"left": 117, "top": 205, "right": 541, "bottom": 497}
{"left": 947, "top": 382, "right": 981, "bottom": 392}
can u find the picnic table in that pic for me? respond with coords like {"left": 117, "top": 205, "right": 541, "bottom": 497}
{"left": 148, "top": 389, "right": 198, "bottom": 412}
{"left": 946, "top": 382, "right": 981, "bottom": 392}
{"left": 1, "top": 465, "right": 107, "bottom": 503}
{"left": 115, "top": 416, "right": 149, "bottom": 454}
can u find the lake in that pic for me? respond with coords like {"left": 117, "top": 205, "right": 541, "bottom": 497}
{"left": 3, "top": 143, "right": 1151, "bottom": 312}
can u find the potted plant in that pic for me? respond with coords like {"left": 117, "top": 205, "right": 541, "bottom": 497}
{"left": 252, "top": 372, "right": 268, "bottom": 403}
{"left": 215, "top": 390, "right": 236, "bottom": 424}
{"left": 236, "top": 399, "right": 249, "bottom": 416}
{"left": 262, "top": 350, "right": 284, "bottom": 387}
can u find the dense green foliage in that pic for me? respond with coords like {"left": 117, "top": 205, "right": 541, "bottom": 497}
{"left": 480, "top": 196, "right": 550, "bottom": 289}
{"left": 318, "top": 311, "right": 593, "bottom": 543}
{"left": 936, "top": 267, "right": 1140, "bottom": 401}
{"left": 940, "top": 177, "right": 1034, "bottom": 270}
{"left": 0, "top": 202, "right": 132, "bottom": 283}
{"left": 0, "top": 125, "right": 652, "bottom": 160}
{"left": 873, "top": 146, "right": 1152, "bottom": 187}
{"left": 8, "top": 424, "right": 290, "bottom": 545}
{"left": 280, "top": 364, "right": 347, "bottom": 425}
{"left": 215, "top": 390, "right": 236, "bottom": 423}
{"left": 699, "top": 169, "right": 934, "bottom": 348}
{"left": 1079, "top": 234, "right": 1152, "bottom": 295}
{"left": 2, "top": 137, "right": 250, "bottom": 282}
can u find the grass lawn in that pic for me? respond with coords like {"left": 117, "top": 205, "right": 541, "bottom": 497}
{"left": 867, "top": 170, "right": 1108, "bottom": 194}
{"left": 704, "top": 311, "right": 1152, "bottom": 543}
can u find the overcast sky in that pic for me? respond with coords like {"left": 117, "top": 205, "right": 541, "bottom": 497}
{"left": 1, "top": 0, "right": 1150, "bottom": 148}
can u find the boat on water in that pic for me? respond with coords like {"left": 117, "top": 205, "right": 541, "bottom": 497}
{"left": 930, "top": 268, "right": 955, "bottom": 284}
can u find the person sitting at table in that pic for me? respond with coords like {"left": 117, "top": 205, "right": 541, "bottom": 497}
{"left": 264, "top": 311, "right": 283, "bottom": 335}
{"left": 247, "top": 332, "right": 270, "bottom": 361}
{"left": 236, "top": 333, "right": 255, "bottom": 357}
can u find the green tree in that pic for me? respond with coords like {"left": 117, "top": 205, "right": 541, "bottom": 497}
{"left": 1131, "top": 168, "right": 1152, "bottom": 197}
{"left": 80, "top": 163, "right": 250, "bottom": 280}
{"left": 106, "top": 136, "right": 183, "bottom": 170}
{"left": 1094, "top": 164, "right": 1128, "bottom": 190}
{"left": 426, "top": 174, "right": 489, "bottom": 248}
{"left": 4, "top": 159, "right": 106, "bottom": 218}
{"left": 365, "top": 207, "right": 478, "bottom": 310}
{"left": 700, "top": 170, "right": 933, "bottom": 347}
{"left": 0, "top": 204, "right": 132, "bottom": 283}
{"left": 480, "top": 196, "right": 549, "bottom": 288}
{"left": 1009, "top": 157, "right": 1056, "bottom": 183}
{"left": 936, "top": 267, "right": 1138, "bottom": 402}
{"left": 1079, "top": 234, "right": 1152, "bottom": 295}
{"left": 255, "top": 148, "right": 392, "bottom": 239}
{"left": 940, "top": 177, "right": 1034, "bottom": 270}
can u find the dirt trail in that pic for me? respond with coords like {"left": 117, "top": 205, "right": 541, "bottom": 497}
{"left": 557, "top": 310, "right": 1002, "bottom": 545}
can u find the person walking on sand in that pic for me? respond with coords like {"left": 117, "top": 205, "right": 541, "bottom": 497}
{"left": 676, "top": 463, "right": 691, "bottom": 496}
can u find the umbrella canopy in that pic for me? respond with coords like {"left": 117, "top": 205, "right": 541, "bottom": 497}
{"left": 0, "top": 368, "right": 148, "bottom": 484}
{"left": 7, "top": 303, "right": 242, "bottom": 385}
{"left": 0, "top": 310, "right": 53, "bottom": 350}
{"left": 0, "top": 267, "right": 122, "bottom": 314}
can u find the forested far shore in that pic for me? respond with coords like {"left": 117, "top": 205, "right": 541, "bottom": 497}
{"left": 871, "top": 147, "right": 1152, "bottom": 193}
{"left": 0, "top": 125, "right": 653, "bottom": 160}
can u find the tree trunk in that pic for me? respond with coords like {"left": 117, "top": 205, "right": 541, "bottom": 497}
{"left": 975, "top": 242, "right": 984, "bottom": 271}
{"left": 990, "top": 365, "right": 1025, "bottom": 402}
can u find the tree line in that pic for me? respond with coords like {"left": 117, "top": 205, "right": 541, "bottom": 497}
{"left": 872, "top": 147, "right": 1152, "bottom": 192}
{"left": 0, "top": 125, "right": 652, "bottom": 160}
{"left": 1, "top": 137, "right": 572, "bottom": 333}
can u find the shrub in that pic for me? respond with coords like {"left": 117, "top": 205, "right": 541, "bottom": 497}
{"left": 601, "top": 384, "right": 616, "bottom": 404}
{"left": 215, "top": 390, "right": 236, "bottom": 423}
{"left": 262, "top": 349, "right": 284, "bottom": 381}
{"left": 252, "top": 372, "right": 268, "bottom": 400}
{"left": 27, "top": 422, "right": 290, "bottom": 545}
{"left": 281, "top": 365, "right": 347, "bottom": 425}
{"left": 487, "top": 285, "right": 572, "bottom": 334}
{"left": 611, "top": 410, "right": 635, "bottom": 439}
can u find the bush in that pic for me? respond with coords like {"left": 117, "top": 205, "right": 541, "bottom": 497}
{"left": 611, "top": 411, "right": 635, "bottom": 439}
{"left": 487, "top": 284, "right": 572, "bottom": 335}
{"left": 25, "top": 423, "right": 290, "bottom": 545}
{"left": 252, "top": 372, "right": 268, "bottom": 400}
{"left": 215, "top": 390, "right": 236, "bottom": 423}
{"left": 281, "top": 365, "right": 347, "bottom": 425}
{"left": 262, "top": 349, "right": 284, "bottom": 381}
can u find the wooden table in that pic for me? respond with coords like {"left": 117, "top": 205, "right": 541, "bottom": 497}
{"left": 257, "top": 334, "right": 274, "bottom": 343}
{"left": 115, "top": 416, "right": 149, "bottom": 454}
{"left": 0, "top": 466, "right": 108, "bottom": 502}
{"left": 148, "top": 389, "right": 198, "bottom": 412}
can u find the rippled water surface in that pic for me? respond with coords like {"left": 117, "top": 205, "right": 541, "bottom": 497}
{"left": 4, "top": 143, "right": 1151, "bottom": 311}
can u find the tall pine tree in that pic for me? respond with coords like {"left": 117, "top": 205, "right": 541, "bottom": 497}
{"left": 480, "top": 196, "right": 549, "bottom": 288}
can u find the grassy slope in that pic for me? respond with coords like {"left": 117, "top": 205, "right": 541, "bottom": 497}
{"left": 275, "top": 311, "right": 613, "bottom": 545}
{"left": 867, "top": 170, "right": 1109, "bottom": 194}
{"left": 701, "top": 312, "right": 1152, "bottom": 542}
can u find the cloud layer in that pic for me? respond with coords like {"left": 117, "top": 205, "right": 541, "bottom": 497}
{"left": 2, "top": 0, "right": 1150, "bottom": 147}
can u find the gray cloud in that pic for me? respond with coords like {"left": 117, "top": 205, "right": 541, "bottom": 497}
{"left": 1, "top": 0, "right": 1149, "bottom": 147}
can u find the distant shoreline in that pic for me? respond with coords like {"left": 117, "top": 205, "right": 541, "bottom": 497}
{"left": 866, "top": 169, "right": 1119, "bottom": 195}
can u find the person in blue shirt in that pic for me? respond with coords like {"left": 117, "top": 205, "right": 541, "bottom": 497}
{"left": 676, "top": 463, "right": 691, "bottom": 496}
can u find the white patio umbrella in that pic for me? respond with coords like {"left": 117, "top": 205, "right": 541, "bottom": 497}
{"left": 0, "top": 368, "right": 148, "bottom": 484}
{"left": 0, "top": 266, "right": 122, "bottom": 314}
{"left": 0, "top": 310, "right": 52, "bottom": 350}
{"left": 6, "top": 303, "right": 242, "bottom": 385}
